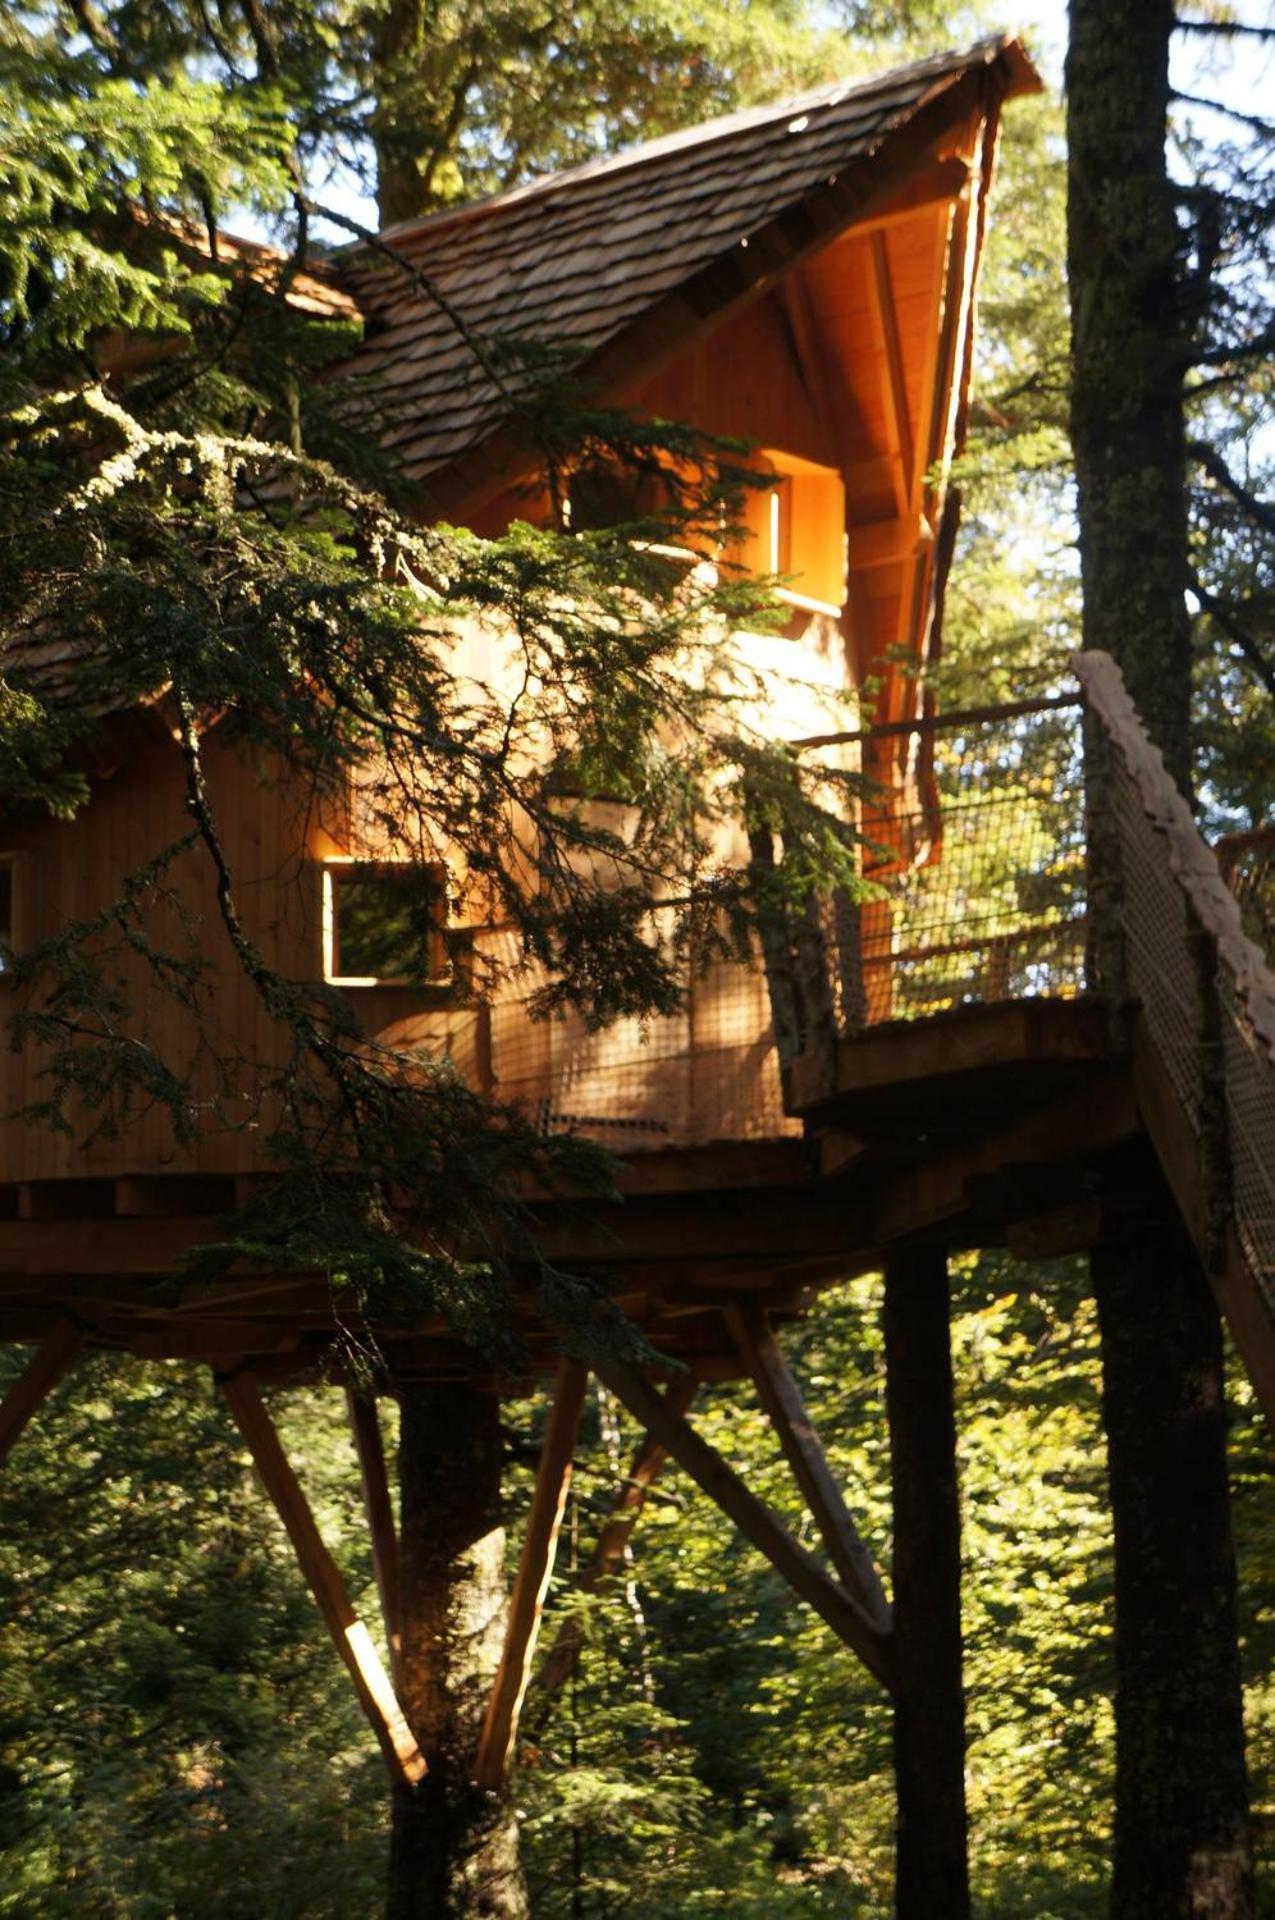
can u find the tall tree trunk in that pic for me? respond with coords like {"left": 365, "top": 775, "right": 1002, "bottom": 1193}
{"left": 882, "top": 1248, "right": 970, "bottom": 1920}
{"left": 388, "top": 1382, "right": 528, "bottom": 1920}
{"left": 369, "top": 0, "right": 479, "bottom": 227}
{"left": 1067, "top": 4, "right": 1254, "bottom": 1910}
{"left": 1066, "top": 0, "right": 1192, "bottom": 790}
{"left": 1092, "top": 1204, "right": 1253, "bottom": 1918}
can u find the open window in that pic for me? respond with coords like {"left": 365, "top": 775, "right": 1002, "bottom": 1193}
{"left": 321, "top": 860, "right": 449, "bottom": 988}
{"left": 729, "top": 451, "right": 846, "bottom": 615}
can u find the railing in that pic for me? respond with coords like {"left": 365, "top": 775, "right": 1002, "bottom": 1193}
{"left": 797, "top": 695, "right": 1089, "bottom": 1037}
{"left": 487, "top": 659, "right": 1275, "bottom": 1197}
{"left": 1075, "top": 653, "right": 1275, "bottom": 1313}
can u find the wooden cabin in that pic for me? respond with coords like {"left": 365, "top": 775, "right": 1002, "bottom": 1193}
{"left": 0, "top": 34, "right": 1037, "bottom": 1188}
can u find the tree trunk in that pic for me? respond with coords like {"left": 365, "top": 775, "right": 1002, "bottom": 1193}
{"left": 882, "top": 1248, "right": 970, "bottom": 1920}
{"left": 1092, "top": 1209, "right": 1254, "bottom": 1919}
{"left": 1067, "top": 3, "right": 1255, "bottom": 1908}
{"left": 369, "top": 0, "right": 477, "bottom": 227}
{"left": 1065, "top": 0, "right": 1192, "bottom": 790}
{"left": 388, "top": 1382, "right": 528, "bottom": 1920}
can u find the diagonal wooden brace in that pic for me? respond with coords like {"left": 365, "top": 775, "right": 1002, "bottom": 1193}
{"left": 0, "top": 1321, "right": 84, "bottom": 1466}
{"left": 218, "top": 1372, "right": 426, "bottom": 1786}
{"left": 595, "top": 1357, "right": 894, "bottom": 1691}
{"left": 346, "top": 1388, "right": 402, "bottom": 1688}
{"left": 723, "top": 1300, "right": 891, "bottom": 1630}
{"left": 474, "top": 1359, "right": 589, "bottom": 1789}
{"left": 529, "top": 1371, "right": 698, "bottom": 1720}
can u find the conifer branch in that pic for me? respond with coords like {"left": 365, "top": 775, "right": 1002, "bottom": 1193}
{"left": 1174, "top": 18, "right": 1275, "bottom": 38}
{"left": 1190, "top": 440, "right": 1275, "bottom": 538}
{"left": 1189, "top": 569, "right": 1275, "bottom": 700}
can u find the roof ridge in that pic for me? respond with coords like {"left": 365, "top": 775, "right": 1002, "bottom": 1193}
{"left": 368, "top": 35, "right": 1014, "bottom": 254}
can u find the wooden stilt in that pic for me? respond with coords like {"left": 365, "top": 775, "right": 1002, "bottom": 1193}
{"left": 882, "top": 1248, "right": 969, "bottom": 1919}
{"left": 218, "top": 1372, "right": 426, "bottom": 1787}
{"left": 724, "top": 1300, "right": 891, "bottom": 1629}
{"left": 596, "top": 1358, "right": 894, "bottom": 1689}
{"left": 530, "top": 1372, "right": 698, "bottom": 1718}
{"left": 346, "top": 1387, "right": 402, "bottom": 1687}
{"left": 474, "top": 1359, "right": 589, "bottom": 1789}
{"left": 0, "top": 1322, "right": 83, "bottom": 1465}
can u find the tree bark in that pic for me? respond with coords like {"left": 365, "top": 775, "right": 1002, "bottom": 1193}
{"left": 1067, "top": 3, "right": 1255, "bottom": 1909}
{"left": 1066, "top": 0, "right": 1193, "bottom": 791}
{"left": 387, "top": 1382, "right": 529, "bottom": 1920}
{"left": 1092, "top": 1209, "right": 1254, "bottom": 1919}
{"left": 882, "top": 1248, "right": 970, "bottom": 1920}
{"left": 369, "top": 0, "right": 478, "bottom": 226}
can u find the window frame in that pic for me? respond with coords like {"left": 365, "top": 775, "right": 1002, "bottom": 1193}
{"left": 730, "top": 450, "right": 846, "bottom": 620}
{"left": 320, "top": 857, "right": 450, "bottom": 989}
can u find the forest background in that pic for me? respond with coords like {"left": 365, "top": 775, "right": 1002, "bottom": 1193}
{"left": 1, "top": 0, "right": 1273, "bottom": 1914}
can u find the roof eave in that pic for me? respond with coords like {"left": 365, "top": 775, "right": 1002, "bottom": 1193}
{"left": 992, "top": 34, "right": 1044, "bottom": 100}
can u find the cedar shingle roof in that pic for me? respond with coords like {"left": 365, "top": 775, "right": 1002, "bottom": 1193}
{"left": 335, "top": 36, "right": 1035, "bottom": 496}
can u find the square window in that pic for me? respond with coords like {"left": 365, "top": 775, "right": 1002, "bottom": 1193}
{"left": 323, "top": 863, "right": 447, "bottom": 986}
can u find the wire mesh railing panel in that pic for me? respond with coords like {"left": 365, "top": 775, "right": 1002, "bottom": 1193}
{"left": 1220, "top": 978, "right": 1275, "bottom": 1310}
{"left": 1074, "top": 649, "right": 1275, "bottom": 1385}
{"left": 488, "top": 956, "right": 796, "bottom": 1149}
{"left": 823, "top": 704, "right": 1088, "bottom": 1033}
{"left": 1108, "top": 753, "right": 1204, "bottom": 1121}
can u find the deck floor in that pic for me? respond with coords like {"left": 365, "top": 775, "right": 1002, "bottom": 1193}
{"left": 0, "top": 998, "right": 1145, "bottom": 1385}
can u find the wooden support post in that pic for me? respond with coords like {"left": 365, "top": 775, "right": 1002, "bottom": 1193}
{"left": 474, "top": 1360, "right": 589, "bottom": 1789}
{"left": 530, "top": 1373, "right": 698, "bottom": 1719}
{"left": 218, "top": 1372, "right": 426, "bottom": 1787}
{"left": 0, "top": 1322, "right": 83, "bottom": 1465}
{"left": 723, "top": 1301, "right": 891, "bottom": 1629}
{"left": 345, "top": 1390, "right": 401, "bottom": 1689}
{"left": 347, "top": 1388, "right": 402, "bottom": 1689}
{"left": 595, "top": 1357, "right": 894, "bottom": 1690}
{"left": 882, "top": 1249, "right": 970, "bottom": 1920}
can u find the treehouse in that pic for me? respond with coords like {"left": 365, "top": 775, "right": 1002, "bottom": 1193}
{"left": 1, "top": 36, "right": 1036, "bottom": 1184}
{"left": 3, "top": 32, "right": 1275, "bottom": 1851}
